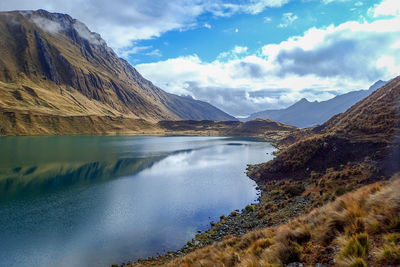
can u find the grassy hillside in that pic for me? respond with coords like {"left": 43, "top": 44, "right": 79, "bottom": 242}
{"left": 130, "top": 175, "right": 399, "bottom": 266}
{"left": 0, "top": 9, "right": 235, "bottom": 135}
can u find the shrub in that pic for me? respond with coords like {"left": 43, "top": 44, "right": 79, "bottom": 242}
{"left": 337, "top": 233, "right": 369, "bottom": 265}
{"left": 339, "top": 257, "right": 367, "bottom": 267}
{"left": 376, "top": 233, "right": 400, "bottom": 264}
{"left": 275, "top": 240, "right": 302, "bottom": 264}
{"left": 344, "top": 233, "right": 369, "bottom": 258}
{"left": 250, "top": 237, "right": 272, "bottom": 256}
{"left": 245, "top": 204, "right": 256, "bottom": 213}
{"left": 270, "top": 190, "right": 282, "bottom": 196}
{"left": 377, "top": 244, "right": 400, "bottom": 264}
{"left": 335, "top": 187, "right": 347, "bottom": 196}
{"left": 321, "top": 213, "right": 346, "bottom": 244}
{"left": 386, "top": 233, "right": 400, "bottom": 244}
{"left": 284, "top": 184, "right": 306, "bottom": 197}
{"left": 289, "top": 227, "right": 311, "bottom": 244}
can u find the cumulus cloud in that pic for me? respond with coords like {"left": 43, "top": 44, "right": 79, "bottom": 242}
{"left": 136, "top": 16, "right": 400, "bottom": 116}
{"left": 0, "top": 0, "right": 292, "bottom": 52}
{"left": 369, "top": 0, "right": 400, "bottom": 17}
{"left": 278, "top": 12, "right": 298, "bottom": 28}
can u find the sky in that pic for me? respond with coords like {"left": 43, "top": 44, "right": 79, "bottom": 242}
{"left": 1, "top": 0, "right": 400, "bottom": 117}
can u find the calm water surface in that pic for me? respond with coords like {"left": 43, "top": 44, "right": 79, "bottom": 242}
{"left": 0, "top": 136, "right": 275, "bottom": 267}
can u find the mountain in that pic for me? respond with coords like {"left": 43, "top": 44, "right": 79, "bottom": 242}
{"left": 249, "top": 75, "right": 400, "bottom": 182}
{"left": 0, "top": 9, "right": 235, "bottom": 134}
{"left": 245, "top": 80, "right": 387, "bottom": 128}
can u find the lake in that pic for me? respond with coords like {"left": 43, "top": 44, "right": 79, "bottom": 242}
{"left": 0, "top": 136, "right": 275, "bottom": 267}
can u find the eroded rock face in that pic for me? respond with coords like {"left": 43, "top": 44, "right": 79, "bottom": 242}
{"left": 34, "top": 31, "right": 59, "bottom": 84}
{"left": 0, "top": 9, "right": 236, "bottom": 125}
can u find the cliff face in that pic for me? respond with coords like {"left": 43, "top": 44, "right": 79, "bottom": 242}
{"left": 0, "top": 9, "right": 235, "bottom": 128}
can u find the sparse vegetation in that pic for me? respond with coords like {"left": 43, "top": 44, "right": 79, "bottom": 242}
{"left": 244, "top": 204, "right": 255, "bottom": 213}
{"left": 128, "top": 177, "right": 400, "bottom": 266}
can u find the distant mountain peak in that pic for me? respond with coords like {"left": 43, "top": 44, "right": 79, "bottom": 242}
{"left": 244, "top": 80, "right": 387, "bottom": 128}
{"left": 299, "top": 98, "right": 310, "bottom": 103}
{"left": 368, "top": 80, "right": 387, "bottom": 91}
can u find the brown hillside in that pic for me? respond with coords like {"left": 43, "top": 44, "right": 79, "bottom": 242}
{"left": 249, "top": 76, "right": 400, "bottom": 183}
{"left": 158, "top": 118, "right": 297, "bottom": 138}
{"left": 0, "top": 9, "right": 235, "bottom": 133}
{"left": 130, "top": 176, "right": 400, "bottom": 266}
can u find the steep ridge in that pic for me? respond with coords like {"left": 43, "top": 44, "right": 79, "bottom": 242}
{"left": 0, "top": 9, "right": 235, "bottom": 134}
{"left": 245, "top": 80, "right": 387, "bottom": 128}
{"left": 249, "top": 75, "right": 400, "bottom": 182}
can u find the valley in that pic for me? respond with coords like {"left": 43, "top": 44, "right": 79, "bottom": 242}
{"left": 0, "top": 5, "right": 399, "bottom": 267}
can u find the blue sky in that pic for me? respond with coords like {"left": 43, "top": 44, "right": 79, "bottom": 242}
{"left": 129, "top": 0, "right": 376, "bottom": 64}
{"left": 1, "top": 0, "right": 400, "bottom": 116}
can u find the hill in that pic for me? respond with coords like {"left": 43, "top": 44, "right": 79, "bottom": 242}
{"left": 158, "top": 118, "right": 297, "bottom": 139}
{"left": 130, "top": 176, "right": 400, "bottom": 266}
{"left": 0, "top": 9, "right": 235, "bottom": 135}
{"left": 248, "top": 76, "right": 400, "bottom": 182}
{"left": 245, "top": 80, "right": 387, "bottom": 128}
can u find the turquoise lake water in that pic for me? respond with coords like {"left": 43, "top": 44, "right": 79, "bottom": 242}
{"left": 0, "top": 136, "right": 275, "bottom": 267}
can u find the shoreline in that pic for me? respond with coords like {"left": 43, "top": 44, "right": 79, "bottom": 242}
{"left": 119, "top": 138, "right": 295, "bottom": 267}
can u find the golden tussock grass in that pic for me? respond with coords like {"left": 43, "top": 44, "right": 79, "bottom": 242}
{"left": 129, "top": 176, "right": 400, "bottom": 266}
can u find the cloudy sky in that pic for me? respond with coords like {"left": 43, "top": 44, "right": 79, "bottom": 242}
{"left": 1, "top": 0, "right": 400, "bottom": 117}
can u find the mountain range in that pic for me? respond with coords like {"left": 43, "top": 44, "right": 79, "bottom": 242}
{"left": 0, "top": 9, "right": 234, "bottom": 134}
{"left": 244, "top": 80, "right": 387, "bottom": 128}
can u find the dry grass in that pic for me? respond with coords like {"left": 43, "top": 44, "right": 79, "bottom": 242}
{"left": 129, "top": 176, "right": 400, "bottom": 266}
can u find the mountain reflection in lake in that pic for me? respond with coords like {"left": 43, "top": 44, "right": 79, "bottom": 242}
{"left": 0, "top": 136, "right": 276, "bottom": 267}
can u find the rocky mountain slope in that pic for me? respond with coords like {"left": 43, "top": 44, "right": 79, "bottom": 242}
{"left": 245, "top": 80, "right": 387, "bottom": 128}
{"left": 249, "top": 76, "right": 400, "bottom": 183}
{"left": 0, "top": 10, "right": 234, "bottom": 135}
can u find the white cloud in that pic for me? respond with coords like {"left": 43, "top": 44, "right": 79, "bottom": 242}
{"left": 264, "top": 16, "right": 272, "bottom": 23}
{"left": 322, "top": 0, "right": 351, "bottom": 4}
{"left": 241, "top": 0, "right": 291, "bottom": 14}
{"left": 0, "top": 0, "right": 292, "bottom": 53}
{"left": 354, "top": 1, "right": 363, "bottom": 7}
{"left": 233, "top": 46, "right": 248, "bottom": 54}
{"left": 369, "top": 0, "right": 400, "bottom": 17}
{"left": 217, "top": 46, "right": 248, "bottom": 61}
{"left": 146, "top": 49, "right": 162, "bottom": 57}
{"left": 204, "top": 23, "right": 212, "bottom": 29}
{"left": 119, "top": 46, "right": 153, "bottom": 58}
{"left": 136, "top": 16, "right": 400, "bottom": 116}
{"left": 31, "top": 16, "right": 62, "bottom": 33}
{"left": 278, "top": 12, "right": 298, "bottom": 28}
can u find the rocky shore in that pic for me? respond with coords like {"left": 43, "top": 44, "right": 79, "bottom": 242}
{"left": 121, "top": 154, "right": 378, "bottom": 266}
{"left": 122, "top": 179, "right": 316, "bottom": 266}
